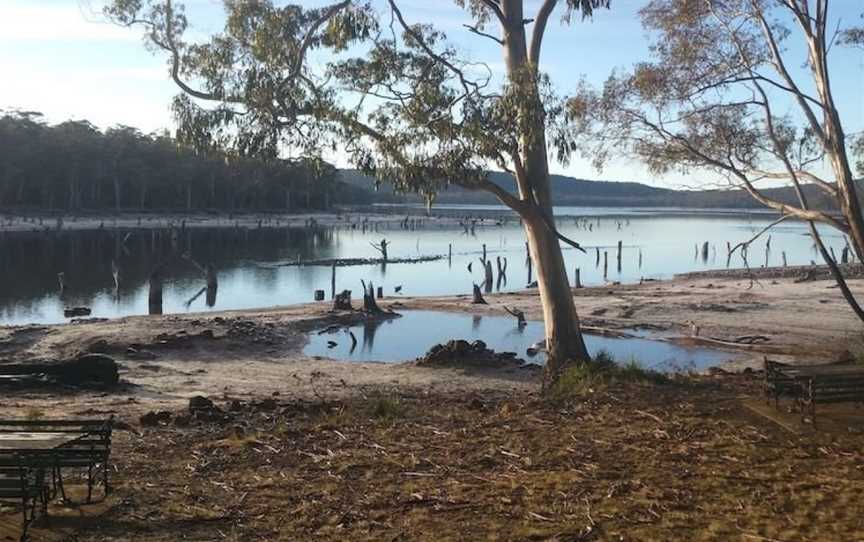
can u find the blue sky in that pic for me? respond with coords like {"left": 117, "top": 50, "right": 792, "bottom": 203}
{"left": 0, "top": 0, "right": 861, "bottom": 188}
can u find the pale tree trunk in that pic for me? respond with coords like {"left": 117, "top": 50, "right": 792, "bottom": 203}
{"left": 523, "top": 212, "right": 591, "bottom": 384}
{"left": 501, "top": 0, "right": 591, "bottom": 386}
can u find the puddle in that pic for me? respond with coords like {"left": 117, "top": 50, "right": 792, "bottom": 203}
{"left": 304, "top": 310, "right": 732, "bottom": 371}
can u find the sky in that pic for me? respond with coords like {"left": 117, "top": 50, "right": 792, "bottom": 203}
{"left": 0, "top": 0, "right": 861, "bottom": 188}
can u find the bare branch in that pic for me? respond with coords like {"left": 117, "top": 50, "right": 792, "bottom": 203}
{"left": 463, "top": 23, "right": 504, "bottom": 44}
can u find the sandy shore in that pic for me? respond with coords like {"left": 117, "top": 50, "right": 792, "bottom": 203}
{"left": 1, "top": 271, "right": 861, "bottom": 418}
{"left": 2, "top": 272, "right": 863, "bottom": 541}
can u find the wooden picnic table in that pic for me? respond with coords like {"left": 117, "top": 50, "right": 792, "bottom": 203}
{"left": 0, "top": 432, "right": 83, "bottom": 452}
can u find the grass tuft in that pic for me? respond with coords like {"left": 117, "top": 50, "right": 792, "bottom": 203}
{"left": 549, "top": 350, "right": 667, "bottom": 401}
{"left": 368, "top": 395, "right": 403, "bottom": 419}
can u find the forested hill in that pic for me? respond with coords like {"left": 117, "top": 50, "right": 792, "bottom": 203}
{"left": 0, "top": 112, "right": 845, "bottom": 213}
{"left": 340, "top": 169, "right": 844, "bottom": 210}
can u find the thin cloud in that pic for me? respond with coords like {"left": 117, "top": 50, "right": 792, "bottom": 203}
{"left": 0, "top": 1, "right": 138, "bottom": 43}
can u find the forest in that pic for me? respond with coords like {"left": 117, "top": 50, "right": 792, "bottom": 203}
{"left": 0, "top": 111, "right": 358, "bottom": 213}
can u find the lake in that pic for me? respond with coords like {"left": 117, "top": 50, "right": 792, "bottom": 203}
{"left": 0, "top": 207, "right": 845, "bottom": 325}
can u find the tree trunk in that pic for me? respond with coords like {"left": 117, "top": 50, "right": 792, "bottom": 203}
{"left": 523, "top": 213, "right": 591, "bottom": 388}
{"left": 498, "top": 0, "right": 591, "bottom": 388}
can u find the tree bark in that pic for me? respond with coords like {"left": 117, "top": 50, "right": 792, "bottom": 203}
{"left": 523, "top": 212, "right": 591, "bottom": 388}
{"left": 498, "top": 0, "right": 591, "bottom": 387}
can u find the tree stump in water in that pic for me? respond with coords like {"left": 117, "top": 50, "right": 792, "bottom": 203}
{"left": 472, "top": 283, "right": 487, "bottom": 304}
{"left": 361, "top": 280, "right": 383, "bottom": 313}
{"left": 333, "top": 290, "right": 352, "bottom": 311}
{"left": 148, "top": 267, "right": 163, "bottom": 315}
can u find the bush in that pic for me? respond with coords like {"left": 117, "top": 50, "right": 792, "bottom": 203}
{"left": 548, "top": 350, "right": 667, "bottom": 401}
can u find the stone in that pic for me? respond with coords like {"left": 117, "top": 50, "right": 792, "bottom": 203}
{"left": 140, "top": 410, "right": 172, "bottom": 427}
{"left": 188, "top": 395, "right": 217, "bottom": 413}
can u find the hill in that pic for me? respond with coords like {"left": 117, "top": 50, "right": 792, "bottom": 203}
{"left": 339, "top": 169, "right": 842, "bottom": 210}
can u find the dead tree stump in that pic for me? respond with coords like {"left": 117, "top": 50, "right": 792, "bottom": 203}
{"left": 333, "top": 290, "right": 353, "bottom": 310}
{"left": 472, "top": 283, "right": 488, "bottom": 304}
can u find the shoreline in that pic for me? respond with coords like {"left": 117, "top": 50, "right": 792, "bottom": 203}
{"left": 1, "top": 272, "right": 860, "bottom": 386}
{"left": 0, "top": 204, "right": 797, "bottom": 234}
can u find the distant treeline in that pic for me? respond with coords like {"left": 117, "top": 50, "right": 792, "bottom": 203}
{"left": 342, "top": 169, "right": 849, "bottom": 210}
{"left": 0, "top": 112, "right": 373, "bottom": 213}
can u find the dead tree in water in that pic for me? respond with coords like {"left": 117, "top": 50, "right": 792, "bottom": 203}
{"left": 504, "top": 306, "right": 527, "bottom": 327}
{"left": 496, "top": 256, "right": 508, "bottom": 289}
{"left": 111, "top": 259, "right": 121, "bottom": 299}
{"left": 183, "top": 254, "right": 218, "bottom": 307}
{"left": 360, "top": 280, "right": 383, "bottom": 313}
{"left": 483, "top": 259, "right": 494, "bottom": 293}
{"left": 370, "top": 239, "right": 389, "bottom": 262}
{"left": 472, "top": 283, "right": 487, "bottom": 305}
{"left": 148, "top": 266, "right": 163, "bottom": 315}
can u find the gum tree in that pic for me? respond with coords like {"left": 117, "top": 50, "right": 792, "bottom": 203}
{"left": 108, "top": 0, "right": 610, "bottom": 387}
{"left": 571, "top": 0, "right": 864, "bottom": 321}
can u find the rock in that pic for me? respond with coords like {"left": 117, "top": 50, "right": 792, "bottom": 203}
{"left": 256, "top": 398, "right": 278, "bottom": 411}
{"left": 173, "top": 414, "right": 191, "bottom": 427}
{"left": 87, "top": 340, "right": 110, "bottom": 354}
{"left": 140, "top": 410, "right": 172, "bottom": 427}
{"left": 416, "top": 340, "right": 525, "bottom": 369}
{"left": 188, "top": 395, "right": 217, "bottom": 413}
{"left": 126, "top": 347, "right": 157, "bottom": 360}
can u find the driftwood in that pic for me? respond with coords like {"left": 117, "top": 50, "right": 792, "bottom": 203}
{"left": 503, "top": 306, "right": 527, "bottom": 327}
{"left": 0, "top": 354, "right": 119, "bottom": 388}
{"left": 274, "top": 255, "right": 443, "bottom": 267}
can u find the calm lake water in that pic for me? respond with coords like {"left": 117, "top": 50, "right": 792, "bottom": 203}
{"left": 304, "top": 310, "right": 732, "bottom": 371}
{"left": 0, "top": 207, "right": 846, "bottom": 326}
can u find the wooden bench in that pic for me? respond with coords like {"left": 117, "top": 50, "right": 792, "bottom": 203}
{"left": 764, "top": 358, "right": 864, "bottom": 423}
{"left": 0, "top": 419, "right": 113, "bottom": 503}
{"left": 0, "top": 453, "right": 50, "bottom": 541}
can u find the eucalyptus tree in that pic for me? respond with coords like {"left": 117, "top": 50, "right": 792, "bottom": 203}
{"left": 108, "top": 0, "right": 610, "bottom": 387}
{"left": 572, "top": 0, "right": 864, "bottom": 321}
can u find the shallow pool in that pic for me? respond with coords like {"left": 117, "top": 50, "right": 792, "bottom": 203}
{"left": 304, "top": 310, "right": 732, "bottom": 371}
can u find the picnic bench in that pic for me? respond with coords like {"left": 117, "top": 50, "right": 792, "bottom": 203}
{"left": 764, "top": 358, "right": 864, "bottom": 423}
{"left": 0, "top": 418, "right": 113, "bottom": 541}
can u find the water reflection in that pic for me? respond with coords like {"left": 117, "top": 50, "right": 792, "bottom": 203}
{"left": 0, "top": 210, "right": 849, "bottom": 325}
{"left": 305, "top": 310, "right": 733, "bottom": 371}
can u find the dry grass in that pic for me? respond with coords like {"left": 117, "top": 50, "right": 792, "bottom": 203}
{"left": 73, "top": 377, "right": 864, "bottom": 541}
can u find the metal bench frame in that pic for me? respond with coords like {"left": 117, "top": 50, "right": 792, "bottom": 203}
{"left": 764, "top": 358, "right": 864, "bottom": 423}
{"left": 0, "top": 453, "right": 50, "bottom": 542}
{"left": 0, "top": 418, "right": 113, "bottom": 504}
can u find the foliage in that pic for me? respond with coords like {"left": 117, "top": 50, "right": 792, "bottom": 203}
{"left": 570, "top": 0, "right": 861, "bottom": 235}
{"left": 0, "top": 111, "right": 339, "bottom": 212}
